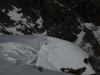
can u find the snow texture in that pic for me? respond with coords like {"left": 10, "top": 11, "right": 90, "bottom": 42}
{"left": 0, "top": 35, "right": 95, "bottom": 75}
{"left": 0, "top": 35, "right": 73, "bottom": 75}
{"left": 36, "top": 36, "right": 95, "bottom": 75}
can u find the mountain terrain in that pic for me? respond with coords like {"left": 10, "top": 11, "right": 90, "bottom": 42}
{"left": 0, "top": 0, "right": 100, "bottom": 74}
{"left": 0, "top": 0, "right": 100, "bottom": 57}
{"left": 0, "top": 35, "right": 97, "bottom": 75}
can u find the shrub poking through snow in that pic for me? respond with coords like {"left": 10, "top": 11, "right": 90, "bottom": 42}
{"left": 60, "top": 67, "right": 86, "bottom": 75}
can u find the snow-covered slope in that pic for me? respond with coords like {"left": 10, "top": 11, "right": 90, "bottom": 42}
{"left": 0, "top": 35, "right": 96, "bottom": 75}
{"left": 35, "top": 36, "right": 95, "bottom": 75}
{"left": 0, "top": 52, "right": 72, "bottom": 75}
{"left": 0, "top": 42, "right": 37, "bottom": 65}
{"left": 0, "top": 35, "right": 74, "bottom": 75}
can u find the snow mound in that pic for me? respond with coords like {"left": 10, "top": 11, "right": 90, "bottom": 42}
{"left": 0, "top": 36, "right": 95, "bottom": 75}
{"left": 0, "top": 42, "right": 37, "bottom": 65}
{"left": 35, "top": 37, "right": 95, "bottom": 75}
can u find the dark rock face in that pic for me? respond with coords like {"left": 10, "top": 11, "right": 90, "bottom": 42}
{"left": 0, "top": 0, "right": 100, "bottom": 62}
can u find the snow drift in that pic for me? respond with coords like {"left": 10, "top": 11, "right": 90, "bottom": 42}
{"left": 35, "top": 36, "right": 95, "bottom": 75}
{"left": 0, "top": 35, "right": 95, "bottom": 75}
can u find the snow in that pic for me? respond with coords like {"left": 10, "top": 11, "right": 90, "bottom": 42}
{"left": 6, "top": 5, "right": 35, "bottom": 32}
{"left": 0, "top": 42, "right": 37, "bottom": 65}
{"left": 7, "top": 57, "right": 17, "bottom": 63}
{"left": 75, "top": 31, "right": 85, "bottom": 45}
{"left": 93, "top": 26, "right": 100, "bottom": 44}
{"left": 1, "top": 6, "right": 46, "bottom": 35}
{"left": 7, "top": 6, "right": 26, "bottom": 23}
{"left": 16, "top": 24, "right": 21, "bottom": 29}
{"left": 0, "top": 54, "right": 71, "bottom": 75}
{"left": 0, "top": 35, "right": 73, "bottom": 75}
{"left": 0, "top": 35, "right": 95, "bottom": 75}
{"left": 5, "top": 27, "right": 24, "bottom": 35}
{"left": 42, "top": 30, "right": 47, "bottom": 35}
{"left": 81, "top": 43, "right": 94, "bottom": 55}
{"left": 36, "top": 16, "right": 43, "bottom": 29}
{"left": 83, "top": 23, "right": 93, "bottom": 30}
{"left": 81, "top": 23, "right": 98, "bottom": 31}
{"left": 35, "top": 37, "right": 95, "bottom": 75}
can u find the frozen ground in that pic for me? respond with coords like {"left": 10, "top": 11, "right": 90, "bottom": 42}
{"left": 0, "top": 35, "right": 95, "bottom": 75}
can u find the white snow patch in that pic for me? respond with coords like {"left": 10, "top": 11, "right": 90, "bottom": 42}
{"left": 7, "top": 6, "right": 27, "bottom": 23}
{"left": 82, "top": 63, "right": 95, "bottom": 75}
{"left": 5, "top": 27, "right": 24, "bottom": 35}
{"left": 75, "top": 31, "right": 85, "bottom": 45}
{"left": 7, "top": 5, "right": 36, "bottom": 31}
{"left": 36, "top": 16, "right": 43, "bottom": 29}
{"left": 16, "top": 24, "right": 21, "bottom": 29}
{"left": 93, "top": 26, "right": 100, "bottom": 44}
{"left": 84, "top": 23, "right": 92, "bottom": 28}
{"left": 83, "top": 23, "right": 93, "bottom": 30}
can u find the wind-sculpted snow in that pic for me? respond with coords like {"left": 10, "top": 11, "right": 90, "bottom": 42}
{"left": 0, "top": 42, "right": 37, "bottom": 65}
{"left": 0, "top": 35, "right": 95, "bottom": 75}
{"left": 0, "top": 53, "right": 73, "bottom": 75}
{"left": 0, "top": 35, "right": 74, "bottom": 75}
{"left": 35, "top": 37, "right": 95, "bottom": 75}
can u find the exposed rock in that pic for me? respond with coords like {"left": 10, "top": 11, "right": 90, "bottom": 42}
{"left": 60, "top": 67, "right": 86, "bottom": 75}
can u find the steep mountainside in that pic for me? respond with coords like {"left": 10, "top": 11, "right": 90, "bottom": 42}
{"left": 0, "top": 0, "right": 100, "bottom": 58}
